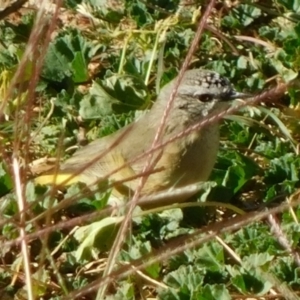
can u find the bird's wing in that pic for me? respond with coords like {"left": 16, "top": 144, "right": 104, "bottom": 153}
{"left": 34, "top": 122, "right": 143, "bottom": 187}
{"left": 34, "top": 113, "right": 172, "bottom": 193}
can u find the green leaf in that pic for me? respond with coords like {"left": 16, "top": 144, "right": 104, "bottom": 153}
{"left": 42, "top": 29, "right": 91, "bottom": 82}
{"left": 265, "top": 153, "right": 300, "bottom": 184}
{"left": 215, "top": 151, "right": 260, "bottom": 194}
{"left": 230, "top": 269, "right": 273, "bottom": 295}
{"left": 158, "top": 208, "right": 183, "bottom": 239}
{"left": 270, "top": 57, "right": 298, "bottom": 82}
{"left": 277, "top": 0, "right": 300, "bottom": 12}
{"left": 0, "top": 162, "right": 13, "bottom": 195}
{"left": 243, "top": 253, "right": 274, "bottom": 269}
{"left": 222, "top": 4, "right": 262, "bottom": 28}
{"left": 271, "top": 257, "right": 300, "bottom": 285}
{"left": 79, "top": 81, "right": 120, "bottom": 118}
{"left": 106, "top": 282, "right": 135, "bottom": 300}
{"left": 163, "top": 265, "right": 205, "bottom": 291}
{"left": 79, "top": 75, "right": 148, "bottom": 119}
{"left": 194, "top": 242, "right": 225, "bottom": 273}
{"left": 71, "top": 52, "right": 89, "bottom": 83}
{"left": 237, "top": 56, "right": 248, "bottom": 69}
{"left": 42, "top": 38, "right": 73, "bottom": 81}
{"left": 228, "top": 224, "right": 281, "bottom": 256}
{"left": 125, "top": 0, "right": 154, "bottom": 26}
{"left": 199, "top": 284, "right": 231, "bottom": 300}
{"left": 103, "top": 73, "right": 149, "bottom": 110}
{"left": 74, "top": 216, "right": 122, "bottom": 260}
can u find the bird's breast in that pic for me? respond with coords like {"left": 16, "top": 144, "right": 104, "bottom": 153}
{"left": 171, "top": 124, "right": 219, "bottom": 185}
{"left": 142, "top": 123, "right": 220, "bottom": 194}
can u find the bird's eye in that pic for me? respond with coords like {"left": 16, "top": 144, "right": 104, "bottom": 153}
{"left": 197, "top": 94, "right": 213, "bottom": 102}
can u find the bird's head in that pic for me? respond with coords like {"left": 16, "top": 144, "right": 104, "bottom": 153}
{"left": 158, "top": 69, "right": 250, "bottom": 103}
{"left": 153, "top": 69, "right": 251, "bottom": 121}
{"left": 177, "top": 69, "right": 250, "bottom": 102}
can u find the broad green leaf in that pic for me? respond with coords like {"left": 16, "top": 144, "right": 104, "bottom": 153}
{"left": 270, "top": 58, "right": 298, "bottom": 82}
{"left": 222, "top": 4, "right": 262, "bottom": 28}
{"left": 195, "top": 242, "right": 225, "bottom": 272}
{"left": 163, "top": 265, "right": 205, "bottom": 291}
{"left": 79, "top": 81, "right": 120, "bottom": 118}
{"left": 103, "top": 74, "right": 148, "bottom": 109}
{"left": 43, "top": 30, "right": 91, "bottom": 82}
{"left": 215, "top": 151, "right": 260, "bottom": 194}
{"left": 243, "top": 253, "right": 274, "bottom": 268}
{"left": 74, "top": 216, "right": 123, "bottom": 260}
{"left": 199, "top": 284, "right": 231, "bottom": 300}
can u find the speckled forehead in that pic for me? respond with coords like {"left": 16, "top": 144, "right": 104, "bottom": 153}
{"left": 193, "top": 72, "right": 230, "bottom": 90}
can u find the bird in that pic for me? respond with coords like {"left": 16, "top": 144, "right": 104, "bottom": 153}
{"left": 35, "top": 69, "right": 250, "bottom": 207}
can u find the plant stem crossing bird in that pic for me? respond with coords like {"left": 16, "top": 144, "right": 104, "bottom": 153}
{"left": 35, "top": 69, "right": 250, "bottom": 206}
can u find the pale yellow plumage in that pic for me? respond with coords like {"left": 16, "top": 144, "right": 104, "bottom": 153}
{"left": 35, "top": 69, "right": 249, "bottom": 206}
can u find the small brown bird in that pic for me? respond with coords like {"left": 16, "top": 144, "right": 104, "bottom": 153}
{"left": 35, "top": 69, "right": 249, "bottom": 206}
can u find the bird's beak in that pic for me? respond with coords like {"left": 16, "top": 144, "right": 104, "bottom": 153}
{"left": 230, "top": 90, "right": 253, "bottom": 100}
